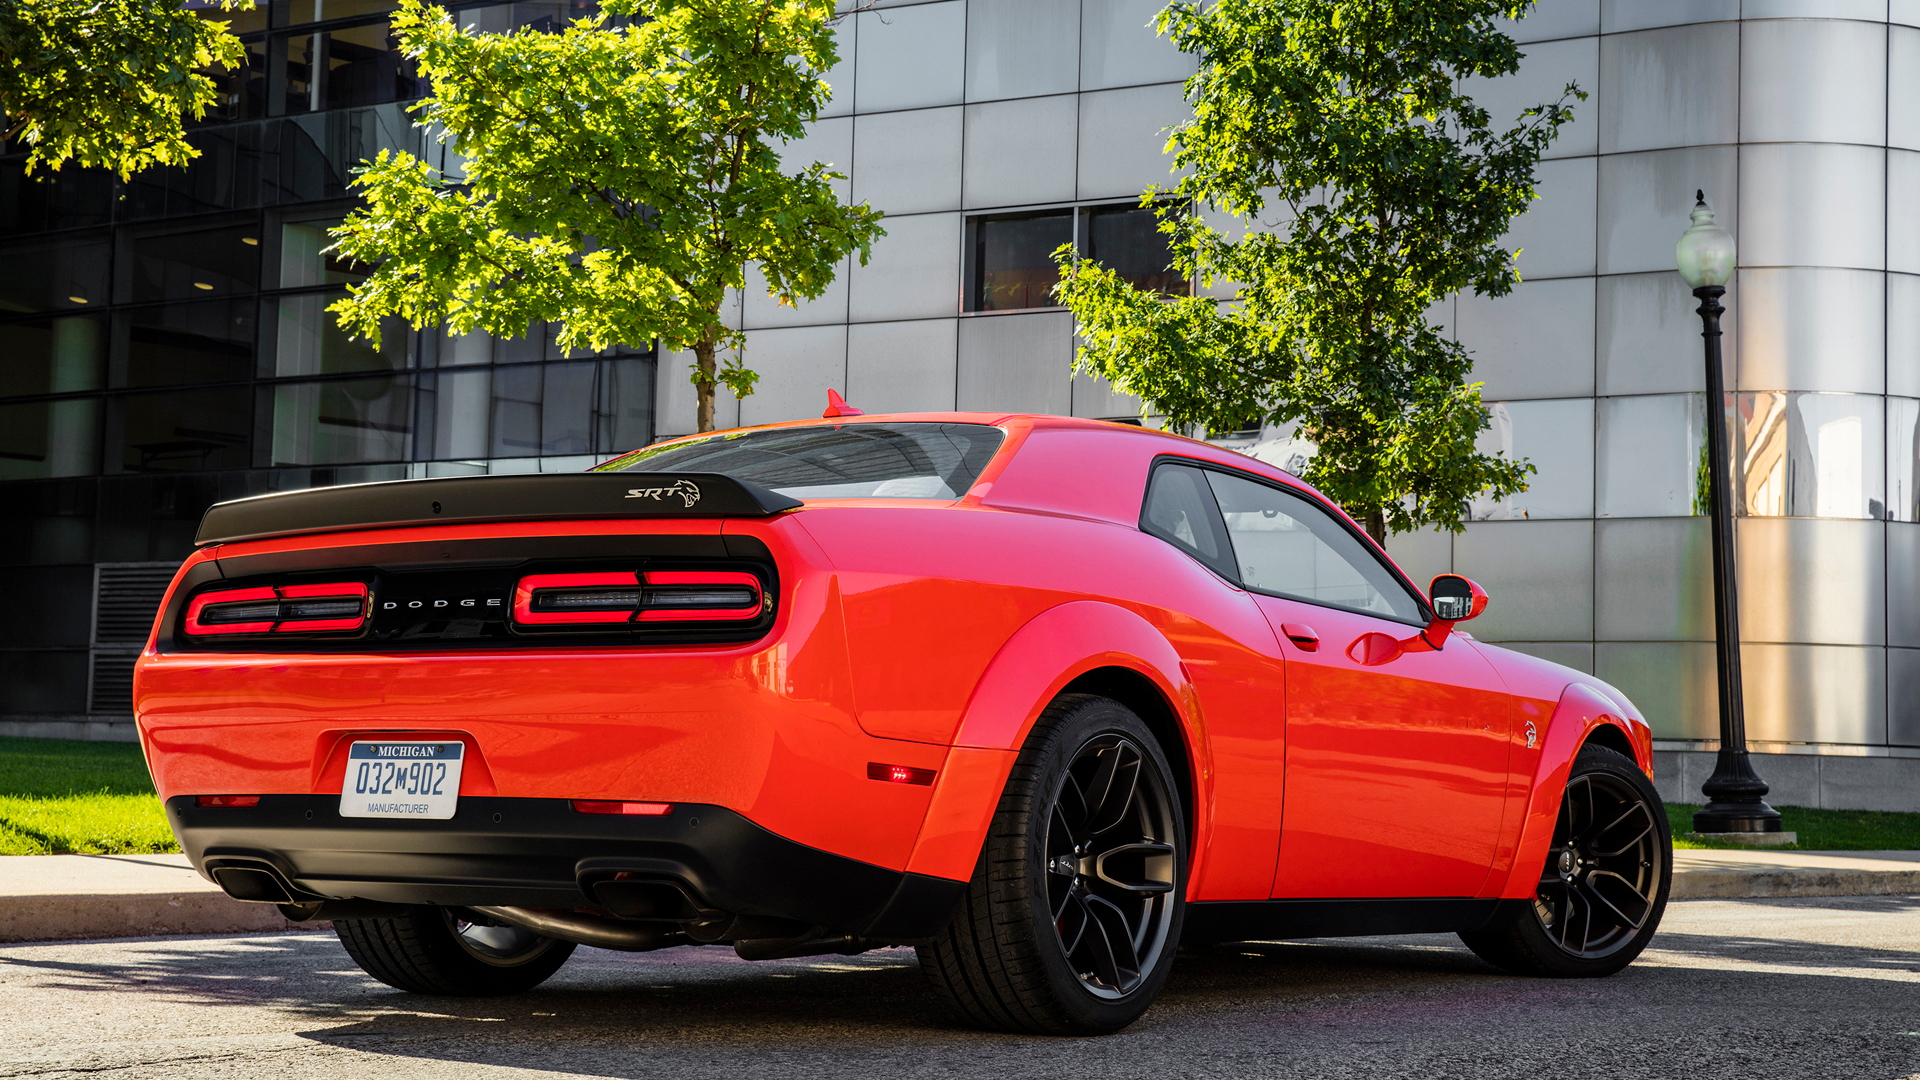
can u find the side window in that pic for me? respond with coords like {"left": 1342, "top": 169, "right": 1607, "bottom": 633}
{"left": 1140, "top": 463, "right": 1236, "bottom": 580}
{"left": 1205, "top": 470, "right": 1425, "bottom": 623}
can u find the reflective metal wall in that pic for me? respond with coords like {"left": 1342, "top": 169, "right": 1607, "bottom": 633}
{"left": 1403, "top": 1, "right": 1920, "bottom": 756}
{"left": 658, "top": 1, "right": 1917, "bottom": 760}
{"left": 649, "top": 0, "right": 1193, "bottom": 433}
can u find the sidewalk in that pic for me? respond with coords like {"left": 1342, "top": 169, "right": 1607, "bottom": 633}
{"left": 1, "top": 849, "right": 1916, "bottom": 944}
{"left": 0, "top": 854, "right": 297, "bottom": 943}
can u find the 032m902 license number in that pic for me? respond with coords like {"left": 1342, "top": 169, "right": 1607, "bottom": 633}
{"left": 339, "top": 741, "right": 465, "bottom": 820}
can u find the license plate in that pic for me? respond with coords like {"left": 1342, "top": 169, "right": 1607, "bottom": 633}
{"left": 339, "top": 741, "right": 465, "bottom": 820}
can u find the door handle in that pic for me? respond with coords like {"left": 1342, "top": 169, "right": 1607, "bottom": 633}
{"left": 1280, "top": 623, "right": 1319, "bottom": 651}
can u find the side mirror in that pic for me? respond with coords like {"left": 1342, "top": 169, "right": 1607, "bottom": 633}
{"left": 1429, "top": 575, "right": 1487, "bottom": 623}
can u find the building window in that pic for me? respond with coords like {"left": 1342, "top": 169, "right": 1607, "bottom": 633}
{"left": 965, "top": 210, "right": 1073, "bottom": 313}
{"left": 1083, "top": 204, "right": 1186, "bottom": 297}
{"left": 963, "top": 201, "right": 1189, "bottom": 313}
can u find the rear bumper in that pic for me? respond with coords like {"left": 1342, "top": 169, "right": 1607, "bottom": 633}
{"left": 167, "top": 795, "right": 964, "bottom": 942}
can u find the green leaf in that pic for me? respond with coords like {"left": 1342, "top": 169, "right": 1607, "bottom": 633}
{"left": 1057, "top": 0, "right": 1572, "bottom": 539}
{"left": 329, "top": 0, "right": 882, "bottom": 432}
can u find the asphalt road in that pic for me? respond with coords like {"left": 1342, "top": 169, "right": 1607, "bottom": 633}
{"left": 2, "top": 896, "right": 1917, "bottom": 1080}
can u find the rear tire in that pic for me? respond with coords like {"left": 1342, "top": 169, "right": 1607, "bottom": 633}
{"left": 918, "top": 694, "right": 1186, "bottom": 1035}
{"left": 1460, "top": 744, "right": 1671, "bottom": 977}
{"left": 335, "top": 906, "right": 576, "bottom": 996}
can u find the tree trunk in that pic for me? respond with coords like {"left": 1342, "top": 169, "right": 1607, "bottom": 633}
{"left": 1365, "top": 508, "right": 1386, "bottom": 547}
{"left": 693, "top": 334, "right": 718, "bottom": 433}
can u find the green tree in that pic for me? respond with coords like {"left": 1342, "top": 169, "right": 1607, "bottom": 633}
{"left": 1055, "top": 0, "right": 1578, "bottom": 542}
{"left": 0, "top": 0, "right": 247, "bottom": 178}
{"left": 330, "top": 0, "right": 883, "bottom": 432}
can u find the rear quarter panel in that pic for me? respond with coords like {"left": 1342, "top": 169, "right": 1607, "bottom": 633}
{"left": 791, "top": 426, "right": 1294, "bottom": 900}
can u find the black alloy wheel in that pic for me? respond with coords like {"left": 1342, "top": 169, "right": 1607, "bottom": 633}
{"left": 919, "top": 694, "right": 1187, "bottom": 1034}
{"left": 1460, "top": 744, "right": 1672, "bottom": 977}
{"left": 1533, "top": 768, "right": 1664, "bottom": 958}
{"left": 1044, "top": 733, "right": 1180, "bottom": 998}
{"left": 335, "top": 905, "right": 577, "bottom": 995}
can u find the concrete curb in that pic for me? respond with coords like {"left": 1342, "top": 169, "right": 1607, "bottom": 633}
{"left": 0, "top": 890, "right": 301, "bottom": 943}
{"left": 1670, "top": 868, "right": 1920, "bottom": 900}
{"left": 1669, "top": 848, "right": 1920, "bottom": 901}
{"left": 2, "top": 850, "right": 1918, "bottom": 945}
{"left": 0, "top": 854, "right": 307, "bottom": 944}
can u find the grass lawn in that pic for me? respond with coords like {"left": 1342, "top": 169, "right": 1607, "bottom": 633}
{"left": 1667, "top": 803, "right": 1920, "bottom": 851}
{"left": 0, "top": 736, "right": 177, "bottom": 855}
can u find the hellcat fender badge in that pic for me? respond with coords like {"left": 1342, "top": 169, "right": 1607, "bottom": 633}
{"left": 1525, "top": 720, "right": 1538, "bottom": 749}
{"left": 625, "top": 478, "right": 702, "bottom": 508}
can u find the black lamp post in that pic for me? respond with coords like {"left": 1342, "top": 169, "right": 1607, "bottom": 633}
{"left": 1675, "top": 191, "right": 1783, "bottom": 836}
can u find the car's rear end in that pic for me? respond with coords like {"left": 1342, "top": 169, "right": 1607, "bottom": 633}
{"left": 135, "top": 419, "right": 1013, "bottom": 968}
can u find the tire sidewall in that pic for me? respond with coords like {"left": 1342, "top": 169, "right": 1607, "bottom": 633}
{"left": 1011, "top": 697, "right": 1188, "bottom": 1032}
{"left": 1516, "top": 746, "right": 1673, "bottom": 976}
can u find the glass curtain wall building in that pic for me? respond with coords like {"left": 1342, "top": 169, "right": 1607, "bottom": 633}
{"left": 0, "top": 0, "right": 653, "bottom": 734}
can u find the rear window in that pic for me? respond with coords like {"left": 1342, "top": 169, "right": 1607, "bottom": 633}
{"left": 593, "top": 422, "right": 1006, "bottom": 501}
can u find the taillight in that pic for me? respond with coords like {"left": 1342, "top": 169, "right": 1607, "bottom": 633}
{"left": 572, "top": 800, "right": 672, "bottom": 815}
{"left": 513, "top": 571, "right": 763, "bottom": 628}
{"left": 196, "top": 795, "right": 261, "bottom": 807}
{"left": 185, "top": 582, "right": 369, "bottom": 636}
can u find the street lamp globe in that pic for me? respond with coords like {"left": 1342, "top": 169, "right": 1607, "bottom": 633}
{"left": 1676, "top": 190, "right": 1735, "bottom": 289}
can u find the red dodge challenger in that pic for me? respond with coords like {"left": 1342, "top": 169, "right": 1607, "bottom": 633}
{"left": 134, "top": 409, "right": 1670, "bottom": 1035}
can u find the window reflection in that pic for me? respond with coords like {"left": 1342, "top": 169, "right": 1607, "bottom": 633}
{"left": 1083, "top": 205, "right": 1185, "bottom": 297}
{"left": 118, "top": 224, "right": 261, "bottom": 304}
{"left": 282, "top": 19, "right": 424, "bottom": 114}
{"left": 0, "top": 237, "right": 110, "bottom": 313}
{"left": 275, "top": 0, "right": 399, "bottom": 24}
{"left": 1888, "top": 398, "right": 1920, "bottom": 522}
{"left": 201, "top": 38, "right": 269, "bottom": 123}
{"left": 0, "top": 316, "right": 104, "bottom": 398}
{"left": 1732, "top": 392, "right": 1884, "bottom": 519}
{"left": 0, "top": 399, "right": 101, "bottom": 480}
{"left": 109, "top": 387, "right": 252, "bottom": 472}
{"left": 197, "top": 0, "right": 268, "bottom": 34}
{"left": 1596, "top": 394, "right": 1707, "bottom": 518}
{"left": 1206, "top": 469, "right": 1423, "bottom": 622}
{"left": 453, "top": 1, "right": 598, "bottom": 34}
{"left": 269, "top": 290, "right": 406, "bottom": 376}
{"left": 1468, "top": 398, "right": 1594, "bottom": 520}
{"left": 415, "top": 357, "right": 653, "bottom": 462}
{"left": 967, "top": 212, "right": 1072, "bottom": 312}
{"left": 269, "top": 375, "right": 411, "bottom": 465}
{"left": 278, "top": 218, "right": 366, "bottom": 288}
{"left": 965, "top": 203, "right": 1189, "bottom": 312}
{"left": 114, "top": 301, "right": 256, "bottom": 389}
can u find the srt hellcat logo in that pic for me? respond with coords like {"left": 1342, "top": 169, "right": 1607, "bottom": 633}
{"left": 625, "top": 478, "right": 702, "bottom": 508}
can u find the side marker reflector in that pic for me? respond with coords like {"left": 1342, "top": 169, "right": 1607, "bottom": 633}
{"left": 196, "top": 795, "right": 261, "bottom": 807}
{"left": 571, "top": 800, "right": 672, "bottom": 816}
{"left": 867, "top": 762, "right": 936, "bottom": 786}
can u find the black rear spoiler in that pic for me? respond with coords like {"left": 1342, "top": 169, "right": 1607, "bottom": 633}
{"left": 194, "top": 472, "right": 803, "bottom": 546}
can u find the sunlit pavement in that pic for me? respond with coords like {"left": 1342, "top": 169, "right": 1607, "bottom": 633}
{"left": 2, "top": 897, "right": 1917, "bottom": 1080}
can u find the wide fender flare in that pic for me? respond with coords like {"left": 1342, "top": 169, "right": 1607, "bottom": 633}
{"left": 904, "top": 601, "right": 1201, "bottom": 883}
{"left": 1495, "top": 682, "right": 1648, "bottom": 901}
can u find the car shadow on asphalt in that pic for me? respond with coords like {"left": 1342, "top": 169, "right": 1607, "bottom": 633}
{"left": 6, "top": 914, "right": 1920, "bottom": 1077}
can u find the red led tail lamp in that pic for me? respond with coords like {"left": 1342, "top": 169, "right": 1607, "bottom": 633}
{"left": 867, "top": 762, "right": 937, "bottom": 786}
{"left": 571, "top": 800, "right": 673, "bottom": 816}
{"left": 512, "top": 571, "right": 764, "bottom": 628}
{"left": 184, "top": 582, "right": 369, "bottom": 637}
